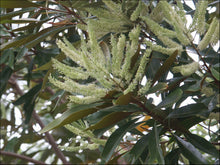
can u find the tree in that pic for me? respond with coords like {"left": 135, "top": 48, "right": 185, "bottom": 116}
{"left": 0, "top": 0, "right": 219, "bottom": 164}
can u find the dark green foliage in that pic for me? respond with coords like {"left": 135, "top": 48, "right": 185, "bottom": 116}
{"left": 0, "top": 0, "right": 219, "bottom": 164}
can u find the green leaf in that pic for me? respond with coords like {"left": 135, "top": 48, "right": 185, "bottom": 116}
{"left": 0, "top": 25, "right": 74, "bottom": 51}
{"left": 167, "top": 103, "right": 207, "bottom": 119}
{"left": 7, "top": 51, "right": 15, "bottom": 69}
{"left": 147, "top": 123, "right": 165, "bottom": 165}
{"left": 165, "top": 148, "right": 180, "bottom": 164}
{"left": 129, "top": 133, "right": 149, "bottom": 162}
{"left": 19, "top": 134, "right": 42, "bottom": 144}
{"left": 184, "top": 133, "right": 219, "bottom": 157}
{"left": 0, "top": 35, "right": 30, "bottom": 51}
{"left": 101, "top": 104, "right": 141, "bottom": 112}
{"left": 106, "top": 151, "right": 128, "bottom": 165}
{"left": 16, "top": 47, "right": 28, "bottom": 60}
{"left": 39, "top": 102, "right": 104, "bottom": 133}
{"left": 179, "top": 116, "right": 205, "bottom": 130}
{"left": 25, "top": 25, "right": 75, "bottom": 49}
{"left": 87, "top": 104, "right": 140, "bottom": 125}
{"left": 13, "top": 84, "right": 40, "bottom": 105}
{"left": 0, "top": 8, "right": 36, "bottom": 20}
{"left": 33, "top": 61, "right": 52, "bottom": 71}
{"left": 211, "top": 67, "right": 220, "bottom": 81}
{"left": 166, "top": 77, "right": 186, "bottom": 91}
{"left": 0, "top": 49, "right": 12, "bottom": 65}
{"left": 0, "top": 18, "right": 39, "bottom": 24}
{"left": 86, "top": 111, "right": 132, "bottom": 130}
{"left": 49, "top": 90, "right": 65, "bottom": 101}
{"left": 174, "top": 135, "right": 208, "bottom": 164}
{"left": 4, "top": 137, "right": 19, "bottom": 152}
{"left": 0, "top": 66, "right": 13, "bottom": 97}
{"left": 0, "top": 0, "right": 40, "bottom": 8}
{"left": 102, "top": 119, "right": 139, "bottom": 162}
{"left": 11, "top": 17, "right": 53, "bottom": 32}
{"left": 146, "top": 82, "right": 168, "bottom": 94}
{"left": 158, "top": 88, "right": 183, "bottom": 108}
{"left": 114, "top": 92, "right": 132, "bottom": 105}
{"left": 152, "top": 50, "right": 178, "bottom": 86}
{"left": 41, "top": 68, "right": 52, "bottom": 90}
{"left": 186, "top": 80, "right": 201, "bottom": 92}
{"left": 13, "top": 83, "right": 42, "bottom": 123}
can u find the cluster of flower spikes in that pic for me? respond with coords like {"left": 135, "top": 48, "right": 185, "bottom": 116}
{"left": 49, "top": 25, "right": 152, "bottom": 105}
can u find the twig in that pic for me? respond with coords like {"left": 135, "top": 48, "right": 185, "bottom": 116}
{"left": 32, "top": 111, "right": 69, "bottom": 164}
{"left": 198, "top": 123, "right": 218, "bottom": 136}
{"left": 39, "top": 7, "right": 69, "bottom": 14}
{"left": 59, "top": 4, "right": 87, "bottom": 25}
{"left": 185, "top": 31, "right": 220, "bottom": 86}
{"left": 0, "top": 151, "right": 46, "bottom": 165}
{"left": 8, "top": 76, "right": 69, "bottom": 164}
{"left": 2, "top": 24, "right": 16, "bottom": 37}
{"left": 130, "top": 96, "right": 190, "bottom": 134}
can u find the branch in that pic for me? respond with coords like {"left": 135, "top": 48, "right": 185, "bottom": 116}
{"left": 131, "top": 96, "right": 190, "bottom": 134}
{"left": 0, "top": 151, "right": 46, "bottom": 165}
{"left": 32, "top": 111, "right": 69, "bottom": 164}
{"left": 59, "top": 3, "right": 87, "bottom": 25}
{"left": 184, "top": 32, "right": 220, "bottom": 87}
{"left": 2, "top": 24, "right": 16, "bottom": 37}
{"left": 8, "top": 75, "right": 69, "bottom": 164}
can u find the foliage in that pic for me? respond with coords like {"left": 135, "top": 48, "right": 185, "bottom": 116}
{"left": 0, "top": 0, "right": 219, "bottom": 164}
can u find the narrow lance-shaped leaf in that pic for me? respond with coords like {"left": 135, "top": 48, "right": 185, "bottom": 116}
{"left": 114, "top": 92, "right": 132, "bottom": 105}
{"left": 129, "top": 133, "right": 149, "bottom": 162}
{"left": 165, "top": 148, "right": 180, "bottom": 164}
{"left": 106, "top": 151, "right": 128, "bottom": 165}
{"left": 151, "top": 50, "right": 178, "bottom": 86}
{"left": 147, "top": 123, "right": 165, "bottom": 165}
{"left": 0, "top": 0, "right": 40, "bottom": 8}
{"left": 0, "top": 25, "right": 75, "bottom": 51}
{"left": 87, "top": 104, "right": 140, "bottom": 125}
{"left": 184, "top": 133, "right": 219, "bottom": 158}
{"left": 39, "top": 102, "right": 104, "bottom": 133}
{"left": 25, "top": 25, "right": 75, "bottom": 49}
{"left": 16, "top": 47, "right": 28, "bottom": 60}
{"left": 158, "top": 88, "right": 183, "bottom": 108}
{"left": 174, "top": 134, "right": 208, "bottom": 164}
{"left": 167, "top": 103, "right": 207, "bottom": 119}
{"left": 0, "top": 18, "right": 39, "bottom": 24}
{"left": 0, "top": 66, "right": 13, "bottom": 97}
{"left": 211, "top": 67, "right": 220, "bottom": 81}
{"left": 13, "top": 83, "right": 42, "bottom": 123}
{"left": 0, "top": 7, "right": 36, "bottom": 20}
{"left": 86, "top": 112, "right": 133, "bottom": 130}
{"left": 102, "top": 119, "right": 139, "bottom": 162}
{"left": 146, "top": 82, "right": 168, "bottom": 94}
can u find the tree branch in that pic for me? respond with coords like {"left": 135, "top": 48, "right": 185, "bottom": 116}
{"left": 8, "top": 75, "right": 69, "bottom": 164}
{"left": 131, "top": 96, "right": 190, "bottom": 134}
{"left": 184, "top": 32, "right": 220, "bottom": 87}
{"left": 32, "top": 111, "right": 69, "bottom": 164}
{"left": 0, "top": 151, "right": 46, "bottom": 165}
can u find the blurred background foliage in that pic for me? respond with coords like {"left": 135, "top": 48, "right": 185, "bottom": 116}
{"left": 0, "top": 0, "right": 219, "bottom": 164}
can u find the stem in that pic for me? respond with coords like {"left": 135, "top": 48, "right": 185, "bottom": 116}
{"left": 32, "top": 111, "right": 69, "bottom": 164}
{"left": 58, "top": 3, "right": 87, "bottom": 25}
{"left": 2, "top": 24, "right": 16, "bottom": 37}
{"left": 190, "top": 41, "right": 220, "bottom": 86}
{"left": 131, "top": 96, "right": 190, "bottom": 134}
{"left": 184, "top": 31, "right": 220, "bottom": 86}
{"left": 0, "top": 151, "right": 46, "bottom": 165}
{"left": 8, "top": 75, "right": 69, "bottom": 164}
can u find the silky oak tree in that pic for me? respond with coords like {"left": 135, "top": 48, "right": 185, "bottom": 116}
{"left": 0, "top": 0, "right": 219, "bottom": 164}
